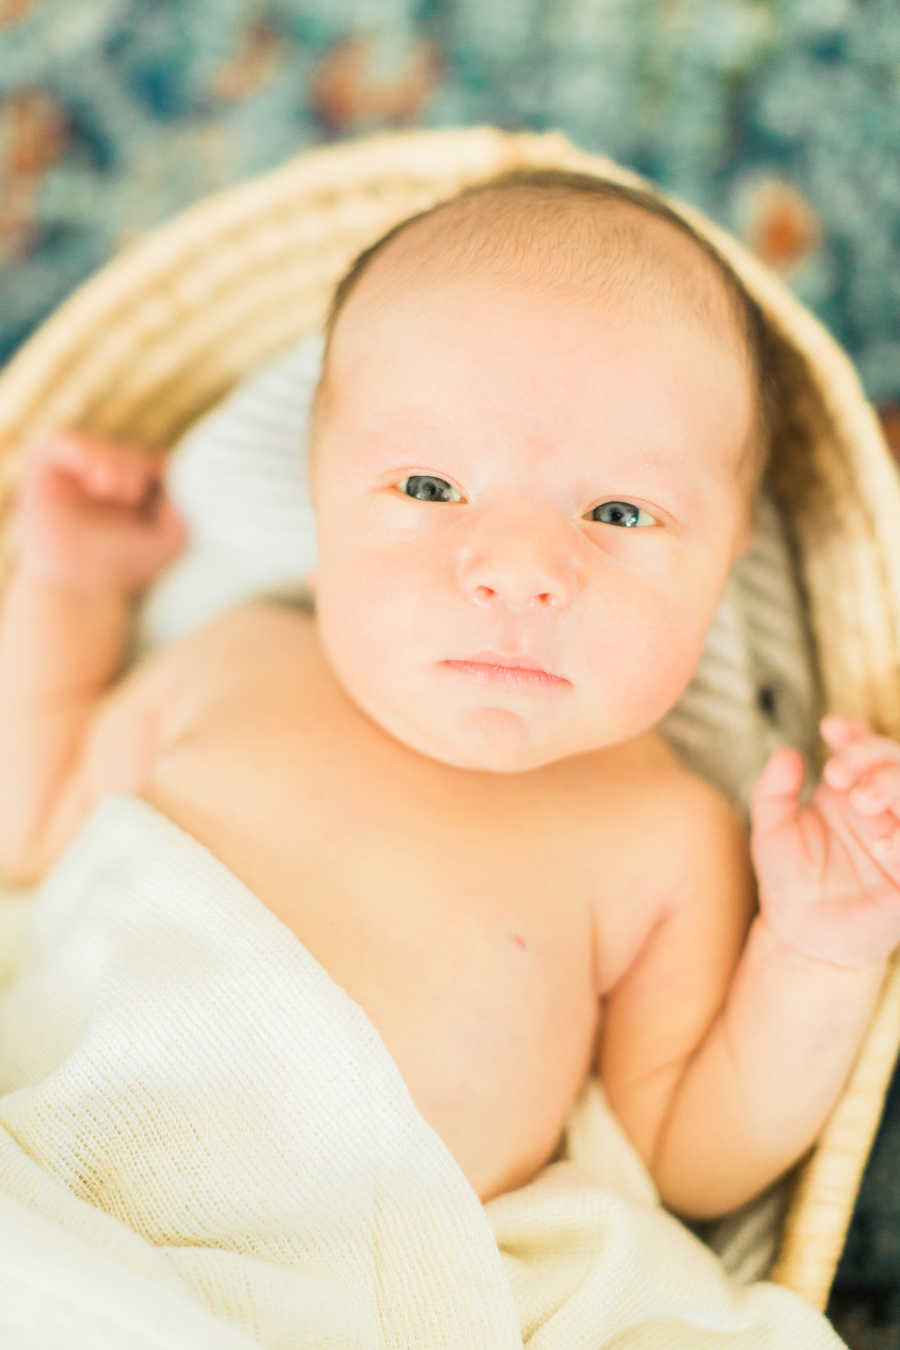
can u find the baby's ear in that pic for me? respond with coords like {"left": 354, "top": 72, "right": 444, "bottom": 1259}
{"left": 307, "top": 568, "right": 318, "bottom": 590}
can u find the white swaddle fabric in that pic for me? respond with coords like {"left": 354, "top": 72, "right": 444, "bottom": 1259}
{"left": 0, "top": 794, "right": 520, "bottom": 1349}
{"left": 0, "top": 793, "right": 847, "bottom": 1349}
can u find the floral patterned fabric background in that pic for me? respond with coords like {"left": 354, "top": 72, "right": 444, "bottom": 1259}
{"left": 1, "top": 2, "right": 899, "bottom": 1346}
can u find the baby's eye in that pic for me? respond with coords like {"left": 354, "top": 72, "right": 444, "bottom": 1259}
{"left": 588, "top": 501, "right": 657, "bottom": 528}
{"left": 397, "top": 474, "right": 462, "bottom": 503}
{"left": 397, "top": 478, "right": 658, "bottom": 528}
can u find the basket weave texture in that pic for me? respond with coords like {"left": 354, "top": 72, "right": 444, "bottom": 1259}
{"left": 1, "top": 124, "right": 899, "bottom": 1312}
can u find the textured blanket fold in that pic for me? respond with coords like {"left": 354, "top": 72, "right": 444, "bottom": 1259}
{"left": 0, "top": 793, "right": 846, "bottom": 1348}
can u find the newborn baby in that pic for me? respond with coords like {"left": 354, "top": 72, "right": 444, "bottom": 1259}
{"left": 4, "top": 169, "right": 900, "bottom": 1222}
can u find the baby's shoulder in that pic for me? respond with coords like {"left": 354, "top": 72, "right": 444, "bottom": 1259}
{"left": 627, "top": 737, "right": 755, "bottom": 942}
{"left": 124, "top": 595, "right": 320, "bottom": 749}
{"left": 628, "top": 732, "right": 749, "bottom": 876}
{"left": 604, "top": 728, "right": 742, "bottom": 824}
{"left": 170, "top": 592, "right": 317, "bottom": 680}
{"left": 586, "top": 730, "right": 752, "bottom": 992}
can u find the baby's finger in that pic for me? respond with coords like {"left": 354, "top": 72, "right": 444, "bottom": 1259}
{"left": 820, "top": 715, "right": 870, "bottom": 745}
{"left": 814, "top": 788, "right": 900, "bottom": 891}
{"left": 39, "top": 432, "right": 167, "bottom": 502}
{"left": 849, "top": 764, "right": 900, "bottom": 818}
{"left": 750, "top": 745, "right": 806, "bottom": 838}
{"left": 823, "top": 734, "right": 900, "bottom": 792}
{"left": 869, "top": 827, "right": 900, "bottom": 866}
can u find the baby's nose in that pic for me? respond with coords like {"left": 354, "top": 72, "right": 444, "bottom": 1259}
{"left": 457, "top": 524, "right": 584, "bottom": 612}
{"left": 469, "top": 578, "right": 568, "bottom": 610}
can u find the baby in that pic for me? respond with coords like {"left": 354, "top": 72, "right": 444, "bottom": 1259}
{"left": 3, "top": 168, "right": 900, "bottom": 1222}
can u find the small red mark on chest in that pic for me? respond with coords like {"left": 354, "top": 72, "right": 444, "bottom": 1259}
{"left": 512, "top": 933, "right": 527, "bottom": 949}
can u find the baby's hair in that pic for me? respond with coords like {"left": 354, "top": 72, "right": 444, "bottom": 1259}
{"left": 309, "top": 167, "right": 780, "bottom": 509}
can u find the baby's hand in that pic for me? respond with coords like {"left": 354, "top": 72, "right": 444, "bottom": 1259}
{"left": 749, "top": 716, "right": 900, "bottom": 969}
{"left": 10, "top": 431, "right": 187, "bottom": 596}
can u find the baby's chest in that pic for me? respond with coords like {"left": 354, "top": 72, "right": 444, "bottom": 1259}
{"left": 146, "top": 649, "right": 666, "bottom": 1015}
{"left": 142, "top": 660, "right": 676, "bottom": 1195}
{"left": 149, "top": 702, "right": 597, "bottom": 994}
{"left": 151, "top": 686, "right": 608, "bottom": 1012}
{"left": 144, "top": 710, "right": 611, "bottom": 1196}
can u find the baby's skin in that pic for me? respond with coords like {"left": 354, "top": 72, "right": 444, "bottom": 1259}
{"left": 3, "top": 243, "right": 900, "bottom": 1221}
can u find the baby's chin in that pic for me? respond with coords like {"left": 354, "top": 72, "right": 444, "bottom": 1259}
{"left": 377, "top": 701, "right": 578, "bottom": 776}
{"left": 322, "top": 649, "right": 598, "bottom": 776}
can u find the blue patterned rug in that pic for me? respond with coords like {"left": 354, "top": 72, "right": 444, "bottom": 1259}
{"left": 1, "top": 5, "right": 899, "bottom": 1344}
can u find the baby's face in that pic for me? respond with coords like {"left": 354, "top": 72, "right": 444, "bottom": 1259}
{"left": 309, "top": 269, "right": 754, "bottom": 775}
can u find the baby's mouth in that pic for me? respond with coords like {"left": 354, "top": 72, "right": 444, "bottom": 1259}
{"left": 439, "top": 659, "right": 571, "bottom": 690}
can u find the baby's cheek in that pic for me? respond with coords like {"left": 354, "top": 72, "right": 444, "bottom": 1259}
{"left": 581, "top": 586, "right": 711, "bottom": 710}
{"left": 316, "top": 552, "right": 427, "bottom": 683}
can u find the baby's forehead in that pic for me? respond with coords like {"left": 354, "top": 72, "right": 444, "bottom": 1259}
{"left": 333, "top": 195, "right": 742, "bottom": 372}
{"left": 313, "top": 190, "right": 758, "bottom": 483}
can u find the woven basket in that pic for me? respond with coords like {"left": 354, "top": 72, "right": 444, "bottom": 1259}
{"left": 1, "top": 125, "right": 899, "bottom": 1312}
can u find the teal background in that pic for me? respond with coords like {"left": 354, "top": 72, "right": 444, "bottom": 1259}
{"left": 1, "top": 1, "right": 899, "bottom": 423}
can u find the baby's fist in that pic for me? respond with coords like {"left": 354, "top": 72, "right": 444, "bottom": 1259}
{"left": 11, "top": 431, "right": 187, "bottom": 596}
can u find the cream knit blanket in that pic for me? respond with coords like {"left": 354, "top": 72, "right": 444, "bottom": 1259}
{"left": 0, "top": 793, "right": 847, "bottom": 1348}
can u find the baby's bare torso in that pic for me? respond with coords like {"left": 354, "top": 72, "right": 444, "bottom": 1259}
{"left": 138, "top": 601, "right": 679, "bottom": 1201}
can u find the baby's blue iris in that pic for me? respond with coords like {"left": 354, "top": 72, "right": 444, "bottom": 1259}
{"left": 403, "top": 474, "right": 458, "bottom": 502}
{"left": 591, "top": 501, "right": 641, "bottom": 527}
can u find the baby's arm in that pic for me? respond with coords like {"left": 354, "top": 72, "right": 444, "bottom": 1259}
{"left": 650, "top": 906, "right": 883, "bottom": 1221}
{"left": 600, "top": 774, "right": 884, "bottom": 1221}
{"left": 0, "top": 432, "right": 186, "bottom": 883}
{"left": 599, "top": 779, "right": 757, "bottom": 1219}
